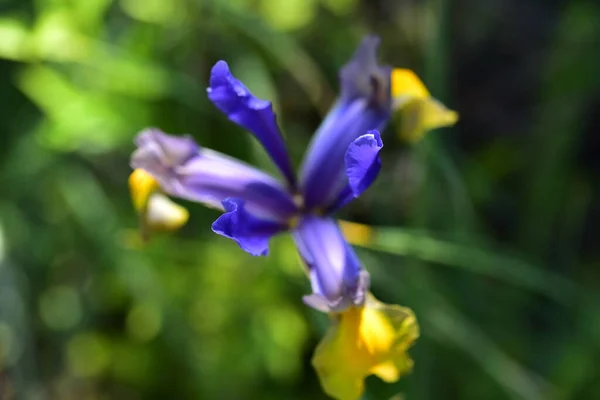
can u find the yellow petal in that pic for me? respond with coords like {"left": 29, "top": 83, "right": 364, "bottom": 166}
{"left": 128, "top": 169, "right": 188, "bottom": 240}
{"left": 338, "top": 220, "right": 374, "bottom": 247}
{"left": 144, "top": 193, "right": 189, "bottom": 231}
{"left": 396, "top": 96, "right": 458, "bottom": 143}
{"left": 128, "top": 168, "right": 159, "bottom": 212}
{"left": 312, "top": 295, "right": 419, "bottom": 400}
{"left": 391, "top": 69, "right": 430, "bottom": 101}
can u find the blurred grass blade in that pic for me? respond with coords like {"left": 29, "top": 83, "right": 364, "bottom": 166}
{"left": 209, "top": 0, "right": 333, "bottom": 114}
{"left": 367, "top": 258, "right": 558, "bottom": 400}
{"left": 519, "top": 0, "right": 600, "bottom": 255}
{"left": 346, "top": 224, "right": 578, "bottom": 305}
{"left": 428, "top": 143, "right": 481, "bottom": 235}
{"left": 424, "top": 302, "right": 556, "bottom": 400}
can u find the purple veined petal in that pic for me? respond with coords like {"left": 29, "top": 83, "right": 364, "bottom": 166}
{"left": 299, "top": 37, "right": 391, "bottom": 210}
{"left": 211, "top": 198, "right": 288, "bottom": 256}
{"left": 292, "top": 216, "right": 368, "bottom": 312}
{"left": 131, "top": 129, "right": 298, "bottom": 222}
{"left": 207, "top": 61, "right": 296, "bottom": 187}
{"left": 299, "top": 100, "right": 388, "bottom": 210}
{"left": 327, "top": 130, "right": 383, "bottom": 212}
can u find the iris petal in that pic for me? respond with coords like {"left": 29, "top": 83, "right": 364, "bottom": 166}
{"left": 128, "top": 169, "right": 189, "bottom": 240}
{"left": 292, "top": 216, "right": 366, "bottom": 311}
{"left": 129, "top": 168, "right": 159, "bottom": 213}
{"left": 132, "top": 129, "right": 199, "bottom": 193}
{"left": 340, "top": 35, "right": 391, "bottom": 108}
{"left": 391, "top": 69, "right": 431, "bottom": 100}
{"left": 391, "top": 68, "right": 458, "bottom": 142}
{"left": 396, "top": 97, "right": 459, "bottom": 142}
{"left": 312, "top": 294, "right": 419, "bottom": 400}
{"left": 131, "top": 129, "right": 298, "bottom": 222}
{"left": 207, "top": 61, "right": 296, "bottom": 186}
{"left": 212, "top": 198, "right": 288, "bottom": 256}
{"left": 299, "top": 37, "right": 391, "bottom": 210}
{"left": 328, "top": 130, "right": 383, "bottom": 212}
{"left": 144, "top": 193, "right": 189, "bottom": 233}
{"left": 345, "top": 130, "right": 383, "bottom": 195}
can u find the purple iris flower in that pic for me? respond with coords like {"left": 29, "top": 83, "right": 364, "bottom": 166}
{"left": 130, "top": 36, "right": 391, "bottom": 312}
{"left": 300, "top": 36, "right": 391, "bottom": 209}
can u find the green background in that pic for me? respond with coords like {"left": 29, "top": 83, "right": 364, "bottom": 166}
{"left": 1, "top": 0, "right": 599, "bottom": 399}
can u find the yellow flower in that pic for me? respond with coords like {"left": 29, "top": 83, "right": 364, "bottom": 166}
{"left": 128, "top": 169, "right": 189, "bottom": 240}
{"left": 312, "top": 294, "right": 419, "bottom": 400}
{"left": 391, "top": 69, "right": 458, "bottom": 142}
{"left": 338, "top": 220, "right": 374, "bottom": 247}
{"left": 129, "top": 168, "right": 159, "bottom": 212}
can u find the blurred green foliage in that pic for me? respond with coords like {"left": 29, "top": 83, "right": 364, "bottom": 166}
{"left": 1, "top": 0, "right": 600, "bottom": 399}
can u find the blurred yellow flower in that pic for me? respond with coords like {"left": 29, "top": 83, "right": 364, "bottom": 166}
{"left": 312, "top": 294, "right": 419, "bottom": 400}
{"left": 338, "top": 219, "right": 373, "bottom": 247}
{"left": 128, "top": 168, "right": 188, "bottom": 239}
{"left": 129, "top": 168, "right": 159, "bottom": 212}
{"left": 391, "top": 69, "right": 458, "bottom": 142}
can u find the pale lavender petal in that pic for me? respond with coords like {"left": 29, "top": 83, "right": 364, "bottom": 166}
{"left": 131, "top": 129, "right": 298, "bottom": 221}
{"left": 133, "top": 128, "right": 199, "bottom": 184}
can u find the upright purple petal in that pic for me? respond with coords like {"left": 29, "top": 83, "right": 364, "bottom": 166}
{"left": 207, "top": 61, "right": 296, "bottom": 187}
{"left": 299, "top": 37, "right": 391, "bottom": 210}
{"left": 328, "top": 130, "right": 383, "bottom": 212}
{"left": 340, "top": 36, "right": 390, "bottom": 107}
{"left": 212, "top": 198, "right": 287, "bottom": 256}
{"left": 131, "top": 129, "right": 298, "bottom": 222}
{"left": 292, "top": 216, "right": 369, "bottom": 312}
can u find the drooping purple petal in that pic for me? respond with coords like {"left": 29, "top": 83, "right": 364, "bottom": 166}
{"left": 207, "top": 61, "right": 295, "bottom": 187}
{"left": 299, "top": 37, "right": 391, "bottom": 210}
{"left": 292, "top": 216, "right": 368, "bottom": 312}
{"left": 131, "top": 129, "right": 298, "bottom": 222}
{"left": 212, "top": 198, "right": 287, "bottom": 256}
{"left": 327, "top": 130, "right": 383, "bottom": 212}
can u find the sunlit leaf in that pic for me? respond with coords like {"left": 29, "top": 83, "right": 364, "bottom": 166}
{"left": 259, "top": 0, "right": 318, "bottom": 31}
{"left": 30, "top": 10, "right": 91, "bottom": 61}
{"left": 320, "top": 0, "right": 358, "bottom": 16}
{"left": 0, "top": 18, "right": 31, "bottom": 61}
{"left": 120, "top": 0, "right": 186, "bottom": 25}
